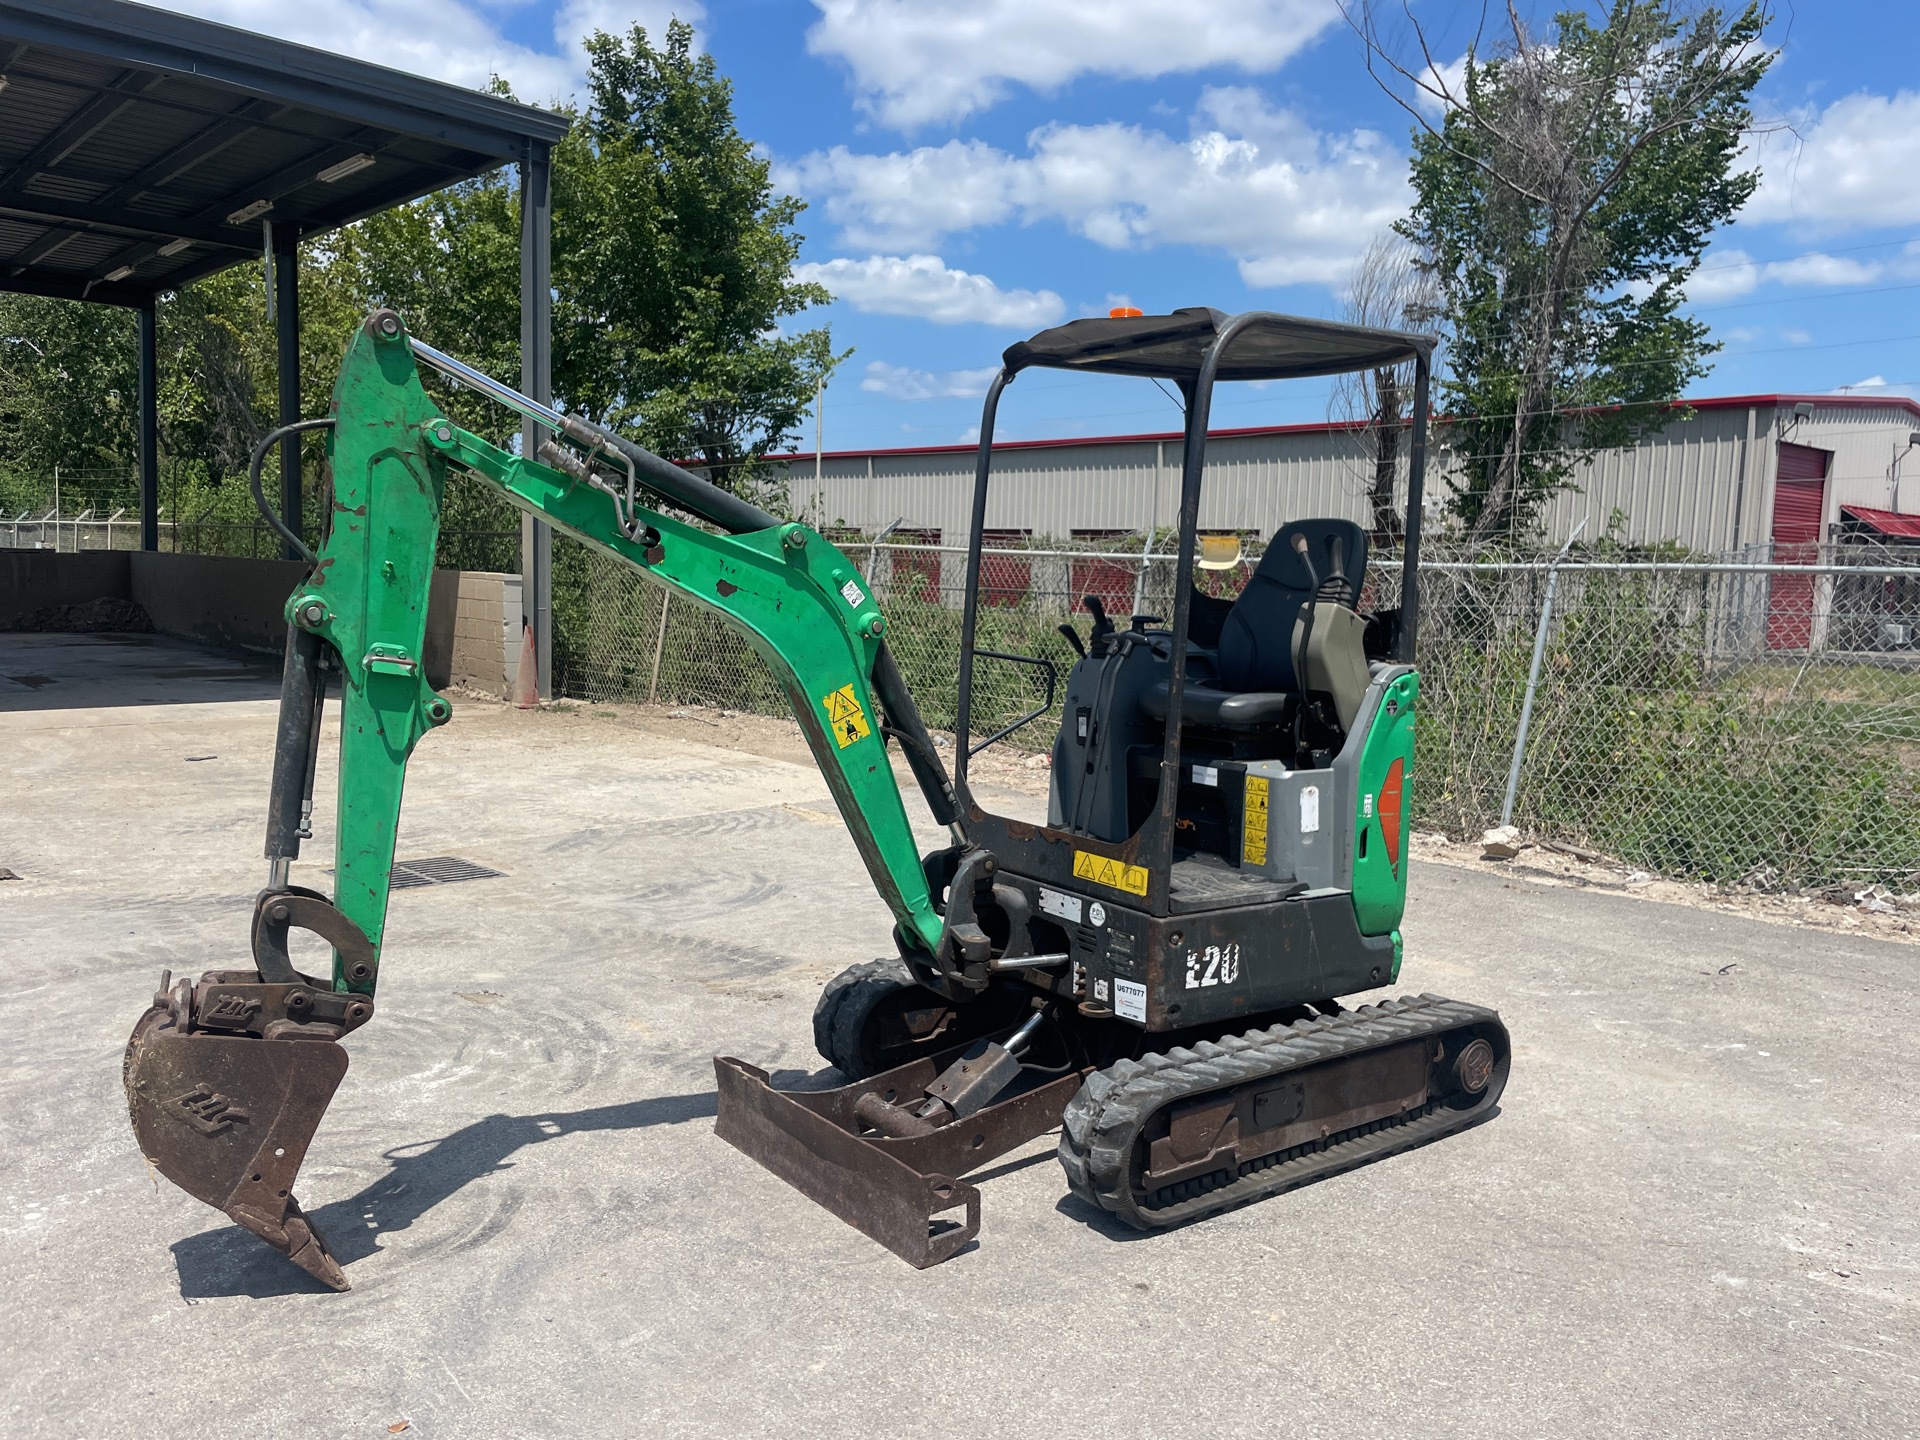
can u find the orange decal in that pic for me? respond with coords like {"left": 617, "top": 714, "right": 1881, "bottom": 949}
{"left": 1378, "top": 757, "right": 1405, "bottom": 876}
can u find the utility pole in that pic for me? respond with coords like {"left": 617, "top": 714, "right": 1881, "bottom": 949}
{"left": 52, "top": 465, "right": 59, "bottom": 552}
{"left": 813, "top": 376, "right": 824, "bottom": 528}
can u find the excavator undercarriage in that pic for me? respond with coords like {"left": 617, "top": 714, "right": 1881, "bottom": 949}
{"left": 122, "top": 305, "right": 1509, "bottom": 1286}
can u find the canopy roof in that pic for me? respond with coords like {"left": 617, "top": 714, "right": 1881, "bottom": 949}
{"left": 1002, "top": 307, "right": 1435, "bottom": 384}
{"left": 1842, "top": 505, "right": 1920, "bottom": 542}
{"left": 0, "top": 0, "right": 569, "bottom": 306}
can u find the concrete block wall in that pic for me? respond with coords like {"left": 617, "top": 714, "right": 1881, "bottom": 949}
{"left": 0, "top": 549, "right": 132, "bottom": 617}
{"left": 448, "top": 571, "right": 523, "bottom": 698}
{"left": 129, "top": 552, "right": 308, "bottom": 653}
{"left": 1, "top": 551, "right": 522, "bottom": 695}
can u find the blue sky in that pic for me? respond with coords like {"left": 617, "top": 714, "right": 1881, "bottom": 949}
{"left": 166, "top": 2, "right": 1920, "bottom": 451}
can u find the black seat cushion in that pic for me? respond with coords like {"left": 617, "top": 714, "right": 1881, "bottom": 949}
{"left": 1142, "top": 681, "right": 1293, "bottom": 729}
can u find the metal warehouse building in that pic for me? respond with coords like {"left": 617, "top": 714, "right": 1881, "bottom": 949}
{"left": 774, "top": 394, "right": 1920, "bottom": 560}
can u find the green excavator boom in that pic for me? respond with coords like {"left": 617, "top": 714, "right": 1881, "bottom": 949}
{"left": 305, "top": 309, "right": 949, "bottom": 982}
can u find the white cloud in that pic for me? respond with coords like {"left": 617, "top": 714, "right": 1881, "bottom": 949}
{"left": 155, "top": 1, "right": 703, "bottom": 106}
{"left": 1687, "top": 242, "right": 1918, "bottom": 305}
{"left": 861, "top": 361, "right": 1001, "bottom": 400}
{"left": 796, "top": 255, "right": 1065, "bottom": 327}
{"left": 806, "top": 0, "right": 1340, "bottom": 129}
{"left": 1744, "top": 91, "right": 1920, "bottom": 231}
{"left": 781, "top": 88, "right": 1410, "bottom": 288}
{"left": 1832, "top": 375, "right": 1919, "bottom": 398}
{"left": 1686, "top": 249, "right": 1760, "bottom": 302}
{"left": 779, "top": 141, "right": 1021, "bottom": 251}
{"left": 1762, "top": 253, "right": 1881, "bottom": 288}
{"left": 1413, "top": 53, "right": 1472, "bottom": 117}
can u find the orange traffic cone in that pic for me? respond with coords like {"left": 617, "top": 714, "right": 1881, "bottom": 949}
{"left": 512, "top": 620, "right": 539, "bottom": 709}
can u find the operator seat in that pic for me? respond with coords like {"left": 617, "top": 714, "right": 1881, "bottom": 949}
{"left": 1144, "top": 518, "right": 1369, "bottom": 730}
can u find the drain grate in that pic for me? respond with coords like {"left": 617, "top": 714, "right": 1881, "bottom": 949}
{"left": 389, "top": 856, "right": 504, "bottom": 890}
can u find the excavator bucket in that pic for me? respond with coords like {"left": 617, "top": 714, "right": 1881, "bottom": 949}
{"left": 124, "top": 968, "right": 364, "bottom": 1291}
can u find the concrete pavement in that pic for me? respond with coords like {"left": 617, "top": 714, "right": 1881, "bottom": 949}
{"left": 3, "top": 633, "right": 1915, "bottom": 1439}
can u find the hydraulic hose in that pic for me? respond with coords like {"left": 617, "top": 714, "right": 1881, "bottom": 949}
{"left": 249, "top": 418, "right": 335, "bottom": 566}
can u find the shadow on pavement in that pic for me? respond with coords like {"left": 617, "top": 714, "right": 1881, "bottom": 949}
{"left": 2, "top": 634, "right": 281, "bottom": 711}
{"left": 172, "top": 1090, "right": 719, "bottom": 1298}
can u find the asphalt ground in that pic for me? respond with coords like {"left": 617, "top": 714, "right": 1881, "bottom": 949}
{"left": 3, "top": 632, "right": 1916, "bottom": 1439}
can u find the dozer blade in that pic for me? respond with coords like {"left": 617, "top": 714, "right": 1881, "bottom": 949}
{"left": 124, "top": 992, "right": 352, "bottom": 1291}
{"left": 714, "top": 1048, "right": 1083, "bottom": 1267}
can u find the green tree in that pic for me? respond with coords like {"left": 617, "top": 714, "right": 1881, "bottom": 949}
{"left": 331, "top": 162, "right": 530, "bottom": 565}
{"left": 0, "top": 297, "right": 137, "bottom": 508}
{"left": 553, "top": 21, "right": 840, "bottom": 500}
{"left": 341, "top": 25, "right": 841, "bottom": 506}
{"left": 1349, "top": 1, "right": 1774, "bottom": 545}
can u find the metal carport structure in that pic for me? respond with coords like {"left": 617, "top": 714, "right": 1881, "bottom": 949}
{"left": 0, "top": 0, "right": 570, "bottom": 693}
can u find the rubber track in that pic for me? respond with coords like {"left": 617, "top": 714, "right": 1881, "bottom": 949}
{"left": 1058, "top": 993, "right": 1506, "bottom": 1230}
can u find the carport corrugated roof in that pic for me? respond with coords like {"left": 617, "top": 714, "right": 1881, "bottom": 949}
{"left": 0, "top": 0, "right": 569, "bottom": 306}
{"left": 1842, "top": 505, "right": 1920, "bottom": 541}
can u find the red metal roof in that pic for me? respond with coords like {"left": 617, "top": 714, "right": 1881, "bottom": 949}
{"left": 776, "top": 392, "right": 1920, "bottom": 465}
{"left": 1841, "top": 505, "right": 1920, "bottom": 540}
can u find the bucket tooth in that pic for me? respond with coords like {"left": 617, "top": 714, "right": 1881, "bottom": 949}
{"left": 124, "top": 988, "right": 353, "bottom": 1290}
{"left": 229, "top": 1194, "right": 349, "bottom": 1291}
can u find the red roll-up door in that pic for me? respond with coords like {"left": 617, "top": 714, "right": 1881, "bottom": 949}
{"left": 979, "top": 529, "right": 1032, "bottom": 607}
{"left": 1070, "top": 530, "right": 1136, "bottom": 616}
{"left": 1766, "top": 442, "right": 1829, "bottom": 651}
{"left": 890, "top": 528, "right": 942, "bottom": 603}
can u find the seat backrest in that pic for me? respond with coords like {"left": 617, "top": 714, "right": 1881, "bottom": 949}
{"left": 1216, "top": 519, "right": 1368, "bottom": 692}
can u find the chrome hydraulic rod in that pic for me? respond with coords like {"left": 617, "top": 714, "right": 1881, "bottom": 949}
{"left": 408, "top": 335, "right": 778, "bottom": 537}
{"left": 410, "top": 338, "right": 571, "bottom": 433}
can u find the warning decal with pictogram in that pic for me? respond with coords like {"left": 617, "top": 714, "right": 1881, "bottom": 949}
{"left": 1072, "top": 849, "right": 1149, "bottom": 896}
{"left": 822, "top": 683, "right": 872, "bottom": 749}
{"left": 1241, "top": 775, "right": 1270, "bottom": 867}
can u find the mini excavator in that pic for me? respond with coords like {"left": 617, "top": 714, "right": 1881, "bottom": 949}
{"left": 124, "top": 306, "right": 1509, "bottom": 1285}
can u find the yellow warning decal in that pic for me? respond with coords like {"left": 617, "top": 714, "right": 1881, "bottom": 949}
{"left": 822, "top": 682, "right": 872, "bottom": 749}
{"left": 1242, "top": 775, "right": 1270, "bottom": 867}
{"left": 1072, "top": 849, "right": 1149, "bottom": 896}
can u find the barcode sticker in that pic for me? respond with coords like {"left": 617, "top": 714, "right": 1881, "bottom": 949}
{"left": 1113, "top": 979, "right": 1147, "bottom": 1023}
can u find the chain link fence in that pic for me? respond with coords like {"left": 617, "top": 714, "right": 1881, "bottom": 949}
{"left": 0, "top": 467, "right": 517, "bottom": 566}
{"left": 14, "top": 454, "right": 1916, "bottom": 892}
{"left": 554, "top": 531, "right": 1920, "bottom": 893}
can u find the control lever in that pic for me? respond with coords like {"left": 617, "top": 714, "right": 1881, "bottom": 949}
{"left": 1055, "top": 623, "right": 1087, "bottom": 658}
{"left": 1082, "top": 595, "right": 1116, "bottom": 650}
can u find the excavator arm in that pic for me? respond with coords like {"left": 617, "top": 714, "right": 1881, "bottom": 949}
{"left": 123, "top": 309, "right": 968, "bottom": 1286}
{"left": 297, "top": 307, "right": 953, "bottom": 983}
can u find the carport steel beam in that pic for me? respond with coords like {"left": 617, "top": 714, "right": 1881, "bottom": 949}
{"left": 520, "top": 140, "right": 554, "bottom": 699}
